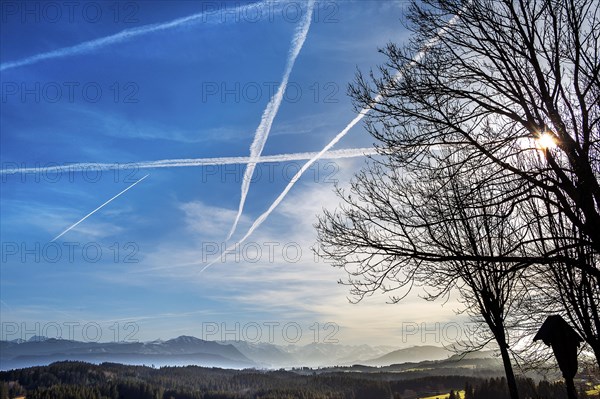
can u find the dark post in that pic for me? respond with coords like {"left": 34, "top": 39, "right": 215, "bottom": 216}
{"left": 533, "top": 315, "right": 583, "bottom": 399}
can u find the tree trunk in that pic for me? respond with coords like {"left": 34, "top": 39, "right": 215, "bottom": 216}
{"left": 498, "top": 342, "right": 520, "bottom": 399}
{"left": 565, "top": 377, "right": 578, "bottom": 399}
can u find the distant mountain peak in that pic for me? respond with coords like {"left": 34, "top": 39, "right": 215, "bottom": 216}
{"left": 166, "top": 335, "right": 204, "bottom": 344}
{"left": 28, "top": 335, "right": 49, "bottom": 342}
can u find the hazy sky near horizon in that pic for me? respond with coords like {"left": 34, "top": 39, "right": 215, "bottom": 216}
{"left": 1, "top": 0, "right": 468, "bottom": 347}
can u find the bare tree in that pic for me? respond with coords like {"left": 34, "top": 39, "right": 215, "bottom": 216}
{"left": 316, "top": 155, "right": 530, "bottom": 399}
{"left": 350, "top": 0, "right": 600, "bottom": 262}
{"left": 316, "top": 0, "right": 599, "bottom": 397}
{"left": 523, "top": 188, "right": 600, "bottom": 365}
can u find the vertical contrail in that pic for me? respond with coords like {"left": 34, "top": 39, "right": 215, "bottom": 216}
{"left": 227, "top": 0, "right": 315, "bottom": 240}
{"left": 51, "top": 174, "right": 149, "bottom": 242}
{"left": 0, "top": 1, "right": 266, "bottom": 71}
{"left": 201, "top": 13, "right": 463, "bottom": 273}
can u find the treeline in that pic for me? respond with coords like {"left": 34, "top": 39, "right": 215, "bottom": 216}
{"left": 0, "top": 361, "right": 580, "bottom": 399}
{"left": 460, "top": 378, "right": 572, "bottom": 399}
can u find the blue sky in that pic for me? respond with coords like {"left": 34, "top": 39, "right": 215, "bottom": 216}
{"left": 1, "top": 0, "right": 467, "bottom": 347}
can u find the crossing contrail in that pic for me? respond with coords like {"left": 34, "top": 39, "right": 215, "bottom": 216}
{"left": 0, "top": 148, "right": 377, "bottom": 175}
{"left": 199, "top": 13, "right": 463, "bottom": 273}
{"left": 51, "top": 174, "right": 149, "bottom": 242}
{"left": 228, "top": 0, "right": 315, "bottom": 240}
{"left": 0, "top": 1, "right": 266, "bottom": 71}
{"left": 200, "top": 111, "right": 369, "bottom": 273}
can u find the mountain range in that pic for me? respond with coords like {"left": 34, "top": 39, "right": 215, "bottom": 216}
{"left": 0, "top": 335, "right": 492, "bottom": 371}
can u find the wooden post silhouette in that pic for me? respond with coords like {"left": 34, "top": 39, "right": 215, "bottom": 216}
{"left": 533, "top": 315, "right": 583, "bottom": 399}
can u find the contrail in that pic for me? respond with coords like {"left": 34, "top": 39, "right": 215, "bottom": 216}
{"left": 51, "top": 174, "right": 149, "bottom": 242}
{"left": 0, "top": 148, "right": 377, "bottom": 175}
{"left": 0, "top": 1, "right": 266, "bottom": 72}
{"left": 200, "top": 111, "right": 369, "bottom": 273}
{"left": 200, "top": 14, "right": 463, "bottom": 273}
{"left": 228, "top": 0, "right": 315, "bottom": 240}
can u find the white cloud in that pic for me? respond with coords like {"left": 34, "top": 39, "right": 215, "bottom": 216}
{"left": 180, "top": 201, "right": 245, "bottom": 236}
{"left": 101, "top": 170, "right": 465, "bottom": 345}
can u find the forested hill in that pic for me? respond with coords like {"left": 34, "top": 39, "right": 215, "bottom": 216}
{"left": 0, "top": 361, "right": 574, "bottom": 399}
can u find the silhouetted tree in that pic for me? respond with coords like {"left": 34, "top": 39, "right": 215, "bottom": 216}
{"left": 317, "top": 0, "right": 599, "bottom": 394}
{"left": 464, "top": 381, "right": 475, "bottom": 399}
{"left": 0, "top": 382, "right": 8, "bottom": 399}
{"left": 347, "top": 0, "right": 599, "bottom": 275}
{"left": 525, "top": 190, "right": 600, "bottom": 366}
{"left": 317, "top": 154, "right": 530, "bottom": 399}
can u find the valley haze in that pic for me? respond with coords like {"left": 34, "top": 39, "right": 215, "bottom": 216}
{"left": 0, "top": 335, "right": 496, "bottom": 371}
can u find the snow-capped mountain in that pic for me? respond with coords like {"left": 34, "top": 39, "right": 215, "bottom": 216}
{"left": 0, "top": 335, "right": 478, "bottom": 371}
